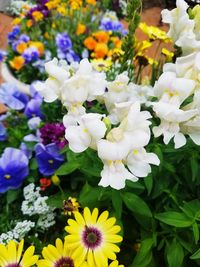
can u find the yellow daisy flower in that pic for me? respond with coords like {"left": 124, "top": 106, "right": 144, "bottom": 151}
{"left": 109, "top": 260, "right": 124, "bottom": 267}
{"left": 91, "top": 58, "right": 112, "bottom": 72}
{"left": 37, "top": 238, "right": 88, "bottom": 267}
{"left": 0, "top": 239, "right": 38, "bottom": 267}
{"left": 65, "top": 207, "right": 123, "bottom": 267}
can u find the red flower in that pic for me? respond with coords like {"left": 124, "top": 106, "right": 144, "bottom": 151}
{"left": 40, "top": 178, "right": 52, "bottom": 191}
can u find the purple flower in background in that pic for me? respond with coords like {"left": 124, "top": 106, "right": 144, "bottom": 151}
{"left": 7, "top": 26, "right": 20, "bottom": 44}
{"left": 0, "top": 148, "right": 29, "bottom": 193}
{"left": 66, "top": 50, "right": 80, "bottom": 63}
{"left": 100, "top": 18, "right": 127, "bottom": 35}
{"left": 0, "top": 123, "right": 7, "bottom": 141}
{"left": 22, "top": 47, "right": 39, "bottom": 63}
{"left": 28, "top": 117, "right": 42, "bottom": 130}
{"left": 35, "top": 143, "right": 64, "bottom": 176}
{"left": 19, "top": 34, "right": 30, "bottom": 43}
{"left": 27, "top": 5, "right": 49, "bottom": 19}
{"left": 0, "top": 83, "right": 29, "bottom": 110}
{"left": 20, "top": 142, "right": 33, "bottom": 159}
{"left": 40, "top": 122, "right": 67, "bottom": 149}
{"left": 56, "top": 33, "right": 72, "bottom": 52}
{"left": 24, "top": 98, "right": 43, "bottom": 119}
{"left": 37, "top": 0, "right": 48, "bottom": 5}
{"left": 0, "top": 50, "right": 7, "bottom": 62}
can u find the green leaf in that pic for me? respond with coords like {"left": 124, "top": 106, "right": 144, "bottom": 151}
{"left": 190, "top": 156, "right": 199, "bottom": 181}
{"left": 47, "top": 192, "right": 66, "bottom": 208}
{"left": 192, "top": 222, "right": 199, "bottom": 244}
{"left": 55, "top": 162, "right": 80, "bottom": 176}
{"left": 122, "top": 192, "right": 152, "bottom": 228}
{"left": 166, "top": 239, "right": 184, "bottom": 267}
{"left": 111, "top": 190, "right": 122, "bottom": 218}
{"left": 181, "top": 199, "right": 200, "bottom": 219}
{"left": 155, "top": 211, "right": 193, "bottom": 227}
{"left": 144, "top": 174, "right": 153, "bottom": 195}
{"left": 190, "top": 248, "right": 200, "bottom": 260}
{"left": 6, "top": 189, "right": 20, "bottom": 204}
{"left": 79, "top": 183, "right": 109, "bottom": 208}
{"left": 130, "top": 238, "right": 154, "bottom": 267}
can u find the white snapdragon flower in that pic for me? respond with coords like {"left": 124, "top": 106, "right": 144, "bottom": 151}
{"left": 126, "top": 148, "right": 160, "bottom": 177}
{"left": 61, "top": 58, "right": 106, "bottom": 108}
{"left": 153, "top": 102, "right": 198, "bottom": 148}
{"left": 180, "top": 91, "right": 200, "bottom": 145}
{"left": 104, "top": 72, "right": 130, "bottom": 112}
{"left": 35, "top": 58, "right": 69, "bottom": 102}
{"left": 128, "top": 84, "right": 154, "bottom": 105}
{"left": 161, "top": 0, "right": 200, "bottom": 54}
{"left": 153, "top": 71, "right": 196, "bottom": 106}
{"left": 97, "top": 102, "right": 154, "bottom": 189}
{"left": 65, "top": 113, "right": 107, "bottom": 153}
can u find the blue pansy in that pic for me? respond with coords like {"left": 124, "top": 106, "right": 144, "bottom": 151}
{"left": 35, "top": 143, "right": 64, "bottom": 176}
{"left": 0, "top": 148, "right": 29, "bottom": 193}
{"left": 0, "top": 123, "right": 7, "bottom": 141}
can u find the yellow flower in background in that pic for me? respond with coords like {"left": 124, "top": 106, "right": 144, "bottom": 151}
{"left": 63, "top": 196, "right": 80, "bottom": 215}
{"left": 32, "top": 11, "right": 44, "bottom": 21}
{"left": 161, "top": 47, "right": 174, "bottom": 61}
{"left": 69, "top": 0, "right": 82, "bottom": 10}
{"left": 76, "top": 23, "right": 86, "bottom": 35}
{"left": 45, "top": 0, "right": 61, "bottom": 10}
{"left": 91, "top": 58, "right": 112, "bottom": 71}
{"left": 9, "top": 56, "right": 25, "bottom": 70}
{"left": 12, "top": 18, "right": 22, "bottom": 25}
{"left": 37, "top": 238, "right": 88, "bottom": 267}
{"left": 0, "top": 239, "right": 38, "bottom": 267}
{"left": 26, "top": 19, "right": 33, "bottom": 28}
{"left": 139, "top": 22, "right": 171, "bottom": 42}
{"left": 110, "top": 36, "right": 122, "bottom": 48}
{"left": 93, "top": 31, "right": 110, "bottom": 43}
{"left": 44, "top": 31, "right": 51, "bottom": 39}
{"left": 86, "top": 0, "right": 96, "bottom": 5}
{"left": 93, "top": 42, "right": 108, "bottom": 58}
{"left": 109, "top": 260, "right": 124, "bottom": 267}
{"left": 57, "top": 5, "right": 67, "bottom": 16}
{"left": 84, "top": 36, "right": 97, "bottom": 50}
{"left": 29, "top": 41, "right": 44, "bottom": 55}
{"left": 107, "top": 48, "right": 124, "bottom": 58}
{"left": 16, "top": 42, "right": 28, "bottom": 54}
{"left": 135, "top": 39, "right": 152, "bottom": 54}
{"left": 65, "top": 207, "right": 123, "bottom": 267}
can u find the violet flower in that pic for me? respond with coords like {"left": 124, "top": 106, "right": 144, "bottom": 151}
{"left": 0, "top": 148, "right": 29, "bottom": 193}
{"left": 35, "top": 143, "right": 64, "bottom": 176}
{"left": 0, "top": 123, "right": 7, "bottom": 141}
{"left": 0, "top": 83, "right": 29, "bottom": 110}
{"left": 24, "top": 98, "right": 44, "bottom": 119}
{"left": 0, "top": 50, "right": 7, "bottom": 62}
{"left": 40, "top": 122, "right": 67, "bottom": 149}
{"left": 22, "top": 47, "right": 40, "bottom": 63}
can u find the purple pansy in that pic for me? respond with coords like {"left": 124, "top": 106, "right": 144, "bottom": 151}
{"left": 22, "top": 47, "right": 39, "bottom": 63}
{"left": 0, "top": 123, "right": 7, "bottom": 141}
{"left": 35, "top": 143, "right": 64, "bottom": 176}
{"left": 24, "top": 98, "right": 43, "bottom": 119}
{"left": 7, "top": 26, "right": 20, "bottom": 44}
{"left": 40, "top": 122, "right": 67, "bottom": 149}
{"left": 0, "top": 148, "right": 29, "bottom": 193}
{"left": 100, "top": 18, "right": 127, "bottom": 35}
{"left": 0, "top": 83, "right": 29, "bottom": 110}
{"left": 56, "top": 33, "right": 72, "bottom": 52}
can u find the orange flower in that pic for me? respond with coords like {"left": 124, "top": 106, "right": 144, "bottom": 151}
{"left": 32, "top": 11, "right": 44, "bottom": 21}
{"left": 76, "top": 23, "right": 86, "bottom": 35}
{"left": 40, "top": 178, "right": 52, "bottom": 191}
{"left": 86, "top": 0, "right": 96, "bottom": 5}
{"left": 110, "top": 36, "right": 122, "bottom": 48}
{"left": 16, "top": 42, "right": 28, "bottom": 54}
{"left": 9, "top": 56, "right": 25, "bottom": 71}
{"left": 93, "top": 43, "right": 108, "bottom": 58}
{"left": 29, "top": 41, "right": 44, "bottom": 55}
{"left": 26, "top": 20, "right": 33, "bottom": 28}
{"left": 93, "top": 31, "right": 109, "bottom": 43}
{"left": 69, "top": 0, "right": 82, "bottom": 9}
{"left": 84, "top": 36, "right": 97, "bottom": 50}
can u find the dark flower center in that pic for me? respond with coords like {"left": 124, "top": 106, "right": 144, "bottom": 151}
{"left": 82, "top": 226, "right": 102, "bottom": 249}
{"left": 54, "top": 257, "right": 74, "bottom": 267}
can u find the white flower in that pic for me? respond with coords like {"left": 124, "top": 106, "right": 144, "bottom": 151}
{"left": 161, "top": 0, "right": 200, "bottom": 54}
{"left": 126, "top": 148, "right": 160, "bottom": 177}
{"left": 97, "top": 102, "right": 153, "bottom": 189}
{"left": 153, "top": 102, "right": 198, "bottom": 148}
{"left": 65, "top": 113, "right": 107, "bottom": 153}
{"left": 35, "top": 58, "right": 69, "bottom": 102}
{"left": 153, "top": 71, "right": 195, "bottom": 106}
{"left": 104, "top": 72, "right": 130, "bottom": 112}
{"left": 61, "top": 58, "right": 106, "bottom": 108}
